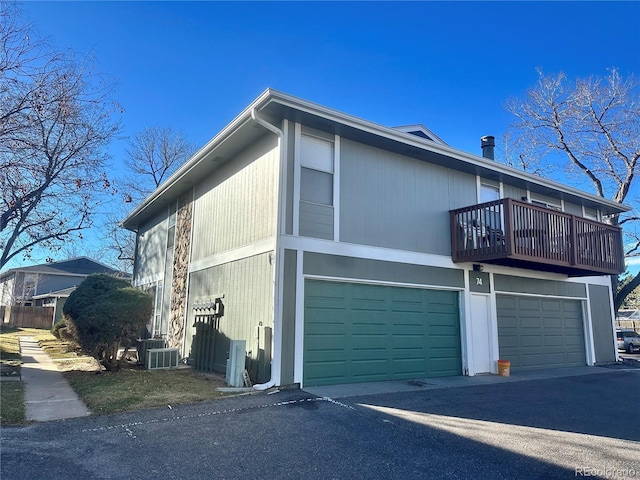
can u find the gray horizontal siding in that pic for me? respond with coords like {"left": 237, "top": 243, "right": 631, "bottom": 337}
{"left": 303, "top": 252, "right": 464, "bottom": 288}
{"left": 191, "top": 135, "right": 279, "bottom": 262}
{"left": 494, "top": 274, "right": 586, "bottom": 298}
{"left": 299, "top": 202, "right": 333, "bottom": 240}
{"left": 339, "top": 138, "right": 477, "bottom": 256}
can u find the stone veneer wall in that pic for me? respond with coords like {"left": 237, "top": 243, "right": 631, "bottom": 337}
{"left": 167, "top": 192, "right": 192, "bottom": 350}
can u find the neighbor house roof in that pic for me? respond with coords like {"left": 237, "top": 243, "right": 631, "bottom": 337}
{"left": 0, "top": 257, "right": 121, "bottom": 279}
{"left": 122, "top": 89, "right": 630, "bottom": 231}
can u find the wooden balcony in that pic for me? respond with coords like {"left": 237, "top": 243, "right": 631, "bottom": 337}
{"left": 450, "top": 198, "right": 624, "bottom": 276}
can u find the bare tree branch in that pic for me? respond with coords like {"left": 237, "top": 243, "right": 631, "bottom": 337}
{"left": 504, "top": 68, "right": 640, "bottom": 311}
{"left": 0, "top": 2, "right": 121, "bottom": 269}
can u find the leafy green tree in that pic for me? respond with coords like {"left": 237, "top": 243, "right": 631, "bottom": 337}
{"left": 63, "top": 274, "right": 152, "bottom": 371}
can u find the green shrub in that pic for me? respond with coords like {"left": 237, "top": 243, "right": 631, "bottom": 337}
{"left": 51, "top": 318, "right": 67, "bottom": 339}
{"left": 63, "top": 274, "right": 152, "bottom": 371}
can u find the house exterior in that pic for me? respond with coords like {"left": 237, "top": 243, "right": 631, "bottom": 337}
{"left": 122, "top": 89, "right": 627, "bottom": 388}
{"left": 0, "top": 257, "right": 123, "bottom": 308}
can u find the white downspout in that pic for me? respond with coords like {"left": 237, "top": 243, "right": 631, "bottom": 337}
{"left": 251, "top": 107, "right": 284, "bottom": 391}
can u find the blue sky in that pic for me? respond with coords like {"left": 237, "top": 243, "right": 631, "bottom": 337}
{"left": 10, "top": 1, "right": 640, "bottom": 269}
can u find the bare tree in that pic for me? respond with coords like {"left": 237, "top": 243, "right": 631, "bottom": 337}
{"left": 504, "top": 68, "right": 640, "bottom": 311}
{"left": 0, "top": 2, "right": 120, "bottom": 269}
{"left": 122, "top": 126, "right": 193, "bottom": 204}
{"left": 105, "top": 126, "right": 193, "bottom": 272}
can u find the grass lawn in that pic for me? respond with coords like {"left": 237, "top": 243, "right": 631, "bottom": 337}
{"left": 0, "top": 381, "right": 25, "bottom": 424}
{"left": 64, "top": 368, "right": 227, "bottom": 415}
{"left": 0, "top": 325, "right": 230, "bottom": 419}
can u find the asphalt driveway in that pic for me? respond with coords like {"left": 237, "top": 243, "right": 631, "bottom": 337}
{"left": 1, "top": 368, "right": 639, "bottom": 480}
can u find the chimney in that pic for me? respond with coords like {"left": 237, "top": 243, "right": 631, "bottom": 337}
{"left": 481, "top": 135, "right": 495, "bottom": 160}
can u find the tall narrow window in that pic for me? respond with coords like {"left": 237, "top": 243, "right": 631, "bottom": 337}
{"left": 153, "top": 280, "right": 163, "bottom": 338}
{"left": 300, "top": 134, "right": 334, "bottom": 206}
{"left": 167, "top": 203, "right": 177, "bottom": 249}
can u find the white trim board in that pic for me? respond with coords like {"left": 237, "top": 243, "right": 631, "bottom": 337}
{"left": 279, "top": 235, "right": 458, "bottom": 270}
{"left": 188, "top": 238, "right": 276, "bottom": 273}
{"left": 303, "top": 274, "right": 465, "bottom": 292}
{"left": 493, "top": 290, "right": 588, "bottom": 301}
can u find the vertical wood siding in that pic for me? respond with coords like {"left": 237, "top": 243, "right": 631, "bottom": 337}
{"left": 191, "top": 135, "right": 278, "bottom": 262}
{"left": 589, "top": 284, "right": 616, "bottom": 363}
{"left": 183, "top": 252, "right": 274, "bottom": 369}
{"left": 134, "top": 209, "right": 168, "bottom": 286}
{"left": 502, "top": 184, "right": 527, "bottom": 201}
{"left": 339, "top": 139, "right": 477, "bottom": 255}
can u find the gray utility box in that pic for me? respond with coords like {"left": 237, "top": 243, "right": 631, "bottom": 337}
{"left": 226, "top": 340, "right": 246, "bottom": 387}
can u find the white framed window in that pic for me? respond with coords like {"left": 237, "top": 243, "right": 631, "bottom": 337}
{"left": 153, "top": 280, "right": 163, "bottom": 338}
{"left": 530, "top": 198, "right": 562, "bottom": 211}
{"left": 167, "top": 203, "right": 177, "bottom": 249}
{"left": 583, "top": 207, "right": 599, "bottom": 221}
{"left": 479, "top": 182, "right": 500, "bottom": 203}
{"left": 300, "top": 134, "right": 334, "bottom": 207}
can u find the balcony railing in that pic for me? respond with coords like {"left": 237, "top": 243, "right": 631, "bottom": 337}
{"left": 450, "top": 198, "right": 624, "bottom": 276}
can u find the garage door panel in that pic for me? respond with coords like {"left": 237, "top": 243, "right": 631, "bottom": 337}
{"left": 304, "top": 280, "right": 461, "bottom": 386}
{"left": 565, "top": 335, "right": 584, "bottom": 346}
{"left": 393, "top": 359, "right": 426, "bottom": 376}
{"left": 351, "top": 359, "right": 388, "bottom": 376}
{"left": 544, "top": 317, "right": 563, "bottom": 329}
{"left": 305, "top": 332, "right": 347, "bottom": 347}
{"left": 544, "top": 335, "right": 564, "bottom": 347}
{"left": 497, "top": 295, "right": 585, "bottom": 371}
{"left": 521, "top": 353, "right": 544, "bottom": 367}
{"left": 304, "top": 362, "right": 347, "bottom": 385}
{"left": 500, "top": 316, "right": 517, "bottom": 328}
{"left": 520, "top": 316, "right": 541, "bottom": 328}
{"left": 520, "top": 335, "right": 542, "bottom": 347}
{"left": 392, "top": 335, "right": 425, "bottom": 349}
{"left": 519, "top": 298, "right": 541, "bottom": 310}
{"left": 428, "top": 357, "right": 460, "bottom": 376}
{"left": 541, "top": 300, "right": 561, "bottom": 312}
{"left": 351, "top": 334, "right": 388, "bottom": 349}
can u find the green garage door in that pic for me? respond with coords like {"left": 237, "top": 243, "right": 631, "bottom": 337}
{"left": 496, "top": 295, "right": 586, "bottom": 371}
{"left": 304, "top": 280, "right": 461, "bottom": 387}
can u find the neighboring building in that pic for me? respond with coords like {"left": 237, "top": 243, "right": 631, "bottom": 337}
{"left": 32, "top": 287, "right": 77, "bottom": 326}
{"left": 122, "top": 89, "right": 627, "bottom": 388}
{"left": 0, "top": 257, "right": 124, "bottom": 308}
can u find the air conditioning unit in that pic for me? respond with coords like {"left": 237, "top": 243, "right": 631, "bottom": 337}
{"left": 225, "top": 340, "right": 246, "bottom": 387}
{"left": 146, "top": 348, "right": 179, "bottom": 370}
{"left": 137, "top": 339, "right": 166, "bottom": 366}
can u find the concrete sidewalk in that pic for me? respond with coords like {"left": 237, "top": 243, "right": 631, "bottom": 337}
{"left": 19, "top": 336, "right": 90, "bottom": 422}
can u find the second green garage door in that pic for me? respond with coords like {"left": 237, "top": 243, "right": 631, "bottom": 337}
{"left": 303, "top": 280, "right": 461, "bottom": 387}
{"left": 496, "top": 295, "right": 586, "bottom": 371}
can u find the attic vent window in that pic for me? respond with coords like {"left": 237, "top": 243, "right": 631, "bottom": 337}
{"left": 391, "top": 125, "right": 447, "bottom": 146}
{"left": 407, "top": 130, "right": 433, "bottom": 141}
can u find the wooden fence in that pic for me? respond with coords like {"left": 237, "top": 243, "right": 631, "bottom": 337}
{"left": 616, "top": 320, "right": 640, "bottom": 333}
{"left": 2, "top": 306, "right": 54, "bottom": 329}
